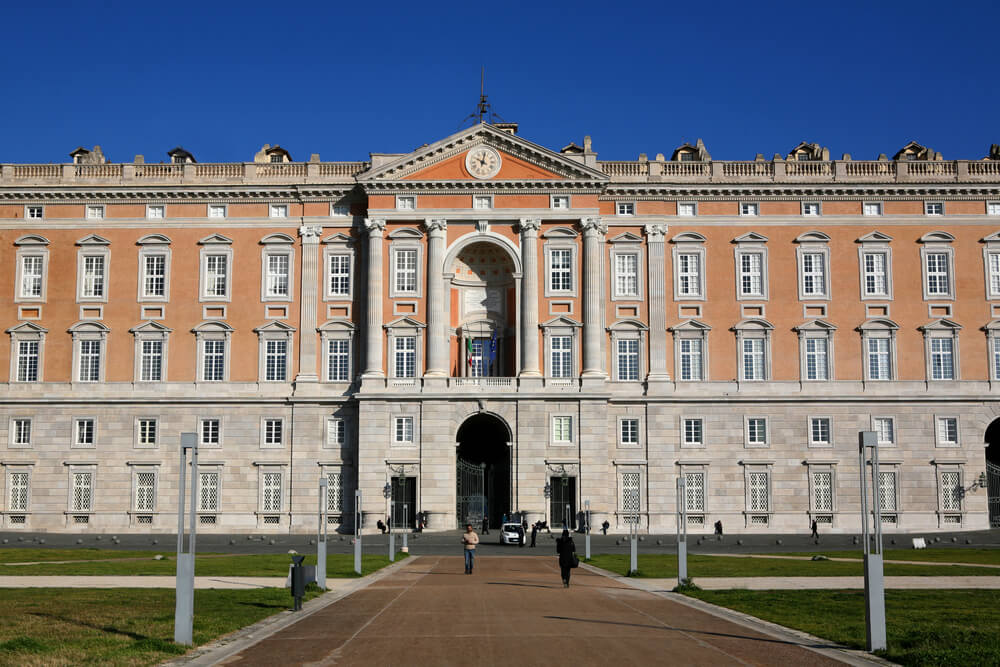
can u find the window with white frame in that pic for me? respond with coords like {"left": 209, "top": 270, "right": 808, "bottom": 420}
{"left": 326, "top": 417, "right": 346, "bottom": 448}
{"left": 264, "top": 253, "right": 290, "bottom": 299}
{"left": 473, "top": 195, "right": 492, "bottom": 210}
{"left": 925, "top": 252, "right": 951, "bottom": 296}
{"left": 616, "top": 339, "right": 639, "bottom": 381}
{"left": 394, "top": 336, "right": 416, "bottom": 377}
{"left": 16, "top": 340, "right": 39, "bottom": 382}
{"left": 396, "top": 196, "right": 415, "bottom": 211}
{"left": 140, "top": 339, "right": 163, "bottom": 382}
{"left": 616, "top": 202, "right": 635, "bottom": 216}
{"left": 804, "top": 337, "right": 829, "bottom": 380}
{"left": 620, "top": 418, "right": 639, "bottom": 445}
{"left": 328, "top": 254, "right": 351, "bottom": 298}
{"left": 550, "top": 335, "right": 572, "bottom": 378}
{"left": 552, "top": 416, "right": 573, "bottom": 443}
{"left": 939, "top": 470, "right": 962, "bottom": 512}
{"left": 812, "top": 470, "right": 833, "bottom": 512}
{"left": 987, "top": 250, "right": 1000, "bottom": 299}
{"left": 810, "top": 417, "right": 831, "bottom": 446}
{"left": 874, "top": 417, "right": 895, "bottom": 446}
{"left": 925, "top": 202, "right": 943, "bottom": 216}
{"left": 86, "top": 205, "right": 104, "bottom": 220}
{"left": 802, "top": 202, "right": 821, "bottom": 216}
{"left": 71, "top": 471, "right": 94, "bottom": 511}
{"left": 331, "top": 204, "right": 350, "bottom": 216}
{"left": 80, "top": 254, "right": 107, "bottom": 299}
{"left": 202, "top": 339, "right": 226, "bottom": 381}
{"left": 261, "top": 471, "right": 282, "bottom": 512}
{"left": 859, "top": 320, "right": 897, "bottom": 381}
{"left": 134, "top": 470, "right": 156, "bottom": 512}
{"left": 993, "top": 336, "right": 1000, "bottom": 381}
{"left": 614, "top": 253, "right": 638, "bottom": 298}
{"left": 147, "top": 205, "right": 164, "bottom": 219}
{"left": 863, "top": 202, "right": 883, "bottom": 216}
{"left": 621, "top": 471, "right": 641, "bottom": 519}
{"left": 394, "top": 249, "right": 417, "bottom": 294}
{"left": 204, "top": 254, "right": 229, "bottom": 299}
{"left": 936, "top": 416, "right": 958, "bottom": 446}
{"left": 269, "top": 204, "right": 288, "bottom": 218}
{"left": 549, "top": 248, "right": 572, "bottom": 292}
{"left": 929, "top": 337, "right": 955, "bottom": 380}
{"left": 19, "top": 255, "right": 45, "bottom": 299}
{"left": 208, "top": 204, "right": 226, "bottom": 218}
{"left": 263, "top": 419, "right": 284, "bottom": 447}
{"left": 200, "top": 419, "right": 221, "bottom": 447}
{"left": 394, "top": 416, "right": 414, "bottom": 444}
{"left": 800, "top": 252, "right": 828, "bottom": 298}
{"left": 862, "top": 251, "right": 889, "bottom": 297}
{"left": 551, "top": 195, "right": 570, "bottom": 209}
{"left": 78, "top": 339, "right": 102, "bottom": 382}
{"left": 74, "top": 418, "right": 95, "bottom": 447}
{"left": 989, "top": 202, "right": 1000, "bottom": 216}
{"left": 142, "top": 253, "right": 167, "bottom": 299}
{"left": 677, "top": 202, "right": 696, "bottom": 217}
{"left": 740, "top": 202, "right": 759, "bottom": 216}
{"left": 8, "top": 470, "right": 29, "bottom": 512}
{"left": 746, "top": 418, "right": 767, "bottom": 446}
{"left": 137, "top": 418, "right": 157, "bottom": 447}
{"left": 26, "top": 205, "right": 43, "bottom": 220}
{"left": 199, "top": 470, "right": 220, "bottom": 511}
{"left": 676, "top": 253, "right": 702, "bottom": 297}
{"left": 741, "top": 338, "right": 765, "bottom": 381}
{"left": 327, "top": 339, "right": 350, "bottom": 381}
{"left": 11, "top": 419, "right": 31, "bottom": 447}
{"left": 738, "top": 251, "right": 764, "bottom": 298}
{"left": 264, "top": 339, "right": 288, "bottom": 381}
{"left": 684, "top": 471, "right": 705, "bottom": 512}
{"left": 748, "top": 470, "right": 769, "bottom": 512}
{"left": 326, "top": 470, "right": 344, "bottom": 513}
{"left": 678, "top": 338, "right": 703, "bottom": 381}
{"left": 683, "top": 418, "right": 703, "bottom": 447}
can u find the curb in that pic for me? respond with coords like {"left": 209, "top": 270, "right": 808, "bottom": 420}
{"left": 580, "top": 563, "right": 896, "bottom": 667}
{"left": 163, "top": 556, "right": 418, "bottom": 666}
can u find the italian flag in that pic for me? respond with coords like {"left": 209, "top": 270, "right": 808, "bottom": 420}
{"left": 466, "top": 338, "right": 473, "bottom": 367}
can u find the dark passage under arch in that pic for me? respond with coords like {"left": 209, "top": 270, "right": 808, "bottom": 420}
{"left": 985, "top": 419, "right": 1000, "bottom": 527}
{"left": 456, "top": 413, "right": 511, "bottom": 529}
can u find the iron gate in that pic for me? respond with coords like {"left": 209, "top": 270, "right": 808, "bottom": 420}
{"left": 988, "top": 460, "right": 1000, "bottom": 528}
{"left": 457, "top": 458, "right": 485, "bottom": 529}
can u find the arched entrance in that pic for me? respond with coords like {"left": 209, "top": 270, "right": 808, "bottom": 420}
{"left": 456, "top": 412, "right": 511, "bottom": 529}
{"left": 985, "top": 419, "right": 1000, "bottom": 527}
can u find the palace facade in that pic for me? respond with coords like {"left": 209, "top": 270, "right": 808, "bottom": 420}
{"left": 1, "top": 124, "right": 999, "bottom": 535}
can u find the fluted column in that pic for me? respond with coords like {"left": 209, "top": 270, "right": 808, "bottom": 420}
{"left": 581, "top": 217, "right": 608, "bottom": 378}
{"left": 295, "top": 224, "right": 323, "bottom": 384}
{"left": 518, "top": 218, "right": 542, "bottom": 377}
{"left": 363, "top": 218, "right": 386, "bottom": 377}
{"left": 644, "top": 224, "right": 670, "bottom": 385}
{"left": 424, "top": 218, "right": 448, "bottom": 377}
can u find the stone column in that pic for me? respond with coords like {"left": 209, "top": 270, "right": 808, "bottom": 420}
{"left": 295, "top": 225, "right": 323, "bottom": 385}
{"left": 424, "top": 218, "right": 448, "bottom": 378}
{"left": 644, "top": 224, "right": 670, "bottom": 387}
{"left": 518, "top": 218, "right": 542, "bottom": 377}
{"left": 362, "top": 218, "right": 386, "bottom": 377}
{"left": 581, "top": 217, "right": 607, "bottom": 378}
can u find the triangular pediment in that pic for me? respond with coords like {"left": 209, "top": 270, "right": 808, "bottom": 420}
{"left": 857, "top": 231, "right": 893, "bottom": 243}
{"left": 732, "top": 232, "right": 768, "bottom": 244}
{"left": 6, "top": 322, "right": 48, "bottom": 334}
{"left": 541, "top": 316, "right": 582, "bottom": 328}
{"left": 919, "top": 318, "right": 962, "bottom": 332}
{"left": 384, "top": 316, "right": 426, "bottom": 329}
{"left": 253, "top": 321, "right": 296, "bottom": 334}
{"left": 357, "top": 123, "right": 608, "bottom": 183}
{"left": 793, "top": 319, "right": 837, "bottom": 332}
{"left": 198, "top": 234, "right": 233, "bottom": 245}
{"left": 76, "top": 234, "right": 110, "bottom": 246}
{"left": 609, "top": 232, "right": 643, "bottom": 244}
{"left": 669, "top": 319, "right": 711, "bottom": 332}
{"left": 129, "top": 321, "right": 173, "bottom": 334}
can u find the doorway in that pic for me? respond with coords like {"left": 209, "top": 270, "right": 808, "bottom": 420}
{"left": 985, "top": 419, "right": 1000, "bottom": 527}
{"left": 550, "top": 476, "right": 576, "bottom": 529}
{"left": 456, "top": 413, "right": 511, "bottom": 529}
{"left": 390, "top": 476, "right": 416, "bottom": 529}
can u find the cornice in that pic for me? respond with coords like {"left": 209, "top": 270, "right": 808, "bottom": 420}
{"left": 361, "top": 180, "right": 604, "bottom": 193}
{"left": 603, "top": 184, "right": 1000, "bottom": 200}
{"left": 0, "top": 184, "right": 355, "bottom": 202}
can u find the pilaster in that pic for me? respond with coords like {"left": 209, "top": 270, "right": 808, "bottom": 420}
{"left": 644, "top": 224, "right": 671, "bottom": 390}
{"left": 294, "top": 225, "right": 323, "bottom": 390}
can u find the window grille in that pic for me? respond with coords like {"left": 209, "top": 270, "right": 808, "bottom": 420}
{"left": 199, "top": 515, "right": 216, "bottom": 525}
{"left": 143, "top": 254, "right": 166, "bottom": 297}
{"left": 8, "top": 515, "right": 26, "bottom": 524}
{"left": 136, "top": 515, "right": 153, "bottom": 524}
{"left": 684, "top": 472, "right": 705, "bottom": 512}
{"left": 687, "top": 515, "right": 704, "bottom": 525}
{"left": 9, "top": 472, "right": 29, "bottom": 511}
{"left": 621, "top": 472, "right": 640, "bottom": 517}
{"left": 327, "top": 472, "right": 343, "bottom": 513}
{"left": 877, "top": 471, "right": 897, "bottom": 512}
{"left": 749, "top": 515, "right": 769, "bottom": 525}
{"left": 328, "top": 255, "right": 351, "bottom": 296}
{"left": 263, "top": 515, "right": 280, "bottom": 524}
{"left": 813, "top": 471, "right": 833, "bottom": 512}
{"left": 199, "top": 472, "right": 219, "bottom": 511}
{"left": 942, "top": 515, "right": 961, "bottom": 524}
{"left": 815, "top": 515, "right": 833, "bottom": 524}
{"left": 262, "top": 472, "right": 282, "bottom": 511}
{"left": 749, "top": 472, "right": 769, "bottom": 512}
{"left": 73, "top": 515, "right": 90, "bottom": 524}
{"left": 940, "top": 471, "right": 961, "bottom": 511}
{"left": 135, "top": 472, "right": 155, "bottom": 512}
{"left": 72, "top": 472, "right": 93, "bottom": 511}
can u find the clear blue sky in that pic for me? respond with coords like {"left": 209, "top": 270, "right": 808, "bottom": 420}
{"left": 3, "top": 0, "right": 997, "bottom": 164}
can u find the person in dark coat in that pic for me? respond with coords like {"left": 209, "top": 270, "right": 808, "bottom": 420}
{"left": 376, "top": 519, "right": 386, "bottom": 534}
{"left": 530, "top": 521, "right": 538, "bottom": 547}
{"left": 601, "top": 520, "right": 610, "bottom": 535}
{"left": 481, "top": 515, "right": 489, "bottom": 535}
{"left": 811, "top": 519, "right": 819, "bottom": 539}
{"left": 556, "top": 528, "right": 577, "bottom": 588}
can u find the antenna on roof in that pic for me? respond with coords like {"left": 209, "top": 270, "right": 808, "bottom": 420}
{"left": 459, "top": 67, "right": 507, "bottom": 129}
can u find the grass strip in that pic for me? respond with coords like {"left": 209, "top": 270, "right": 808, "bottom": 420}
{"left": 747, "top": 548, "right": 1000, "bottom": 566}
{"left": 681, "top": 589, "right": 1000, "bottom": 666}
{"left": 586, "top": 553, "right": 996, "bottom": 577}
{"left": 0, "top": 549, "right": 174, "bottom": 564}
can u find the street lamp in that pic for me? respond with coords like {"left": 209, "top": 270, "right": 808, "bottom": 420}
{"left": 382, "top": 482, "right": 394, "bottom": 562}
{"left": 543, "top": 482, "right": 551, "bottom": 529}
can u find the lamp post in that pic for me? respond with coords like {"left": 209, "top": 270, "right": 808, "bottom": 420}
{"left": 676, "top": 475, "right": 688, "bottom": 585}
{"left": 317, "top": 476, "right": 327, "bottom": 590}
{"left": 174, "top": 432, "right": 198, "bottom": 646}
{"left": 383, "top": 482, "right": 394, "bottom": 562}
{"left": 354, "top": 489, "right": 362, "bottom": 575}
{"left": 543, "top": 482, "right": 551, "bottom": 529}
{"left": 859, "top": 430, "right": 887, "bottom": 652}
{"left": 584, "top": 499, "right": 591, "bottom": 560}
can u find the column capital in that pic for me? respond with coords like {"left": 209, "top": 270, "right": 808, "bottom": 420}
{"left": 580, "top": 217, "right": 607, "bottom": 236}
{"left": 363, "top": 218, "right": 386, "bottom": 235}
{"left": 517, "top": 218, "right": 541, "bottom": 233}
{"left": 298, "top": 225, "right": 323, "bottom": 244}
{"left": 423, "top": 218, "right": 448, "bottom": 234}
{"left": 643, "top": 224, "right": 668, "bottom": 241}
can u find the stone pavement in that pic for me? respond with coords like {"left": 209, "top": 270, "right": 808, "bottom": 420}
{"left": 207, "top": 556, "right": 880, "bottom": 666}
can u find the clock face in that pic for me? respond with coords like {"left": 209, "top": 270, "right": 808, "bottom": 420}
{"left": 465, "top": 146, "right": 502, "bottom": 179}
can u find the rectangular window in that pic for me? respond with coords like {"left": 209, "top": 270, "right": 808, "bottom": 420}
{"left": 202, "top": 340, "right": 225, "bottom": 381}
{"left": 200, "top": 419, "right": 220, "bottom": 446}
{"left": 867, "top": 338, "right": 891, "bottom": 380}
{"left": 147, "top": 205, "right": 164, "bottom": 219}
{"left": 327, "top": 471, "right": 343, "bottom": 513}
{"left": 801, "top": 253, "right": 826, "bottom": 296}
{"left": 549, "top": 249, "right": 572, "bottom": 292}
{"left": 863, "top": 202, "right": 883, "bottom": 216}
{"left": 394, "top": 336, "right": 416, "bottom": 377}
{"left": 199, "top": 471, "right": 219, "bottom": 511}
{"left": 802, "top": 202, "right": 821, "bottom": 216}
{"left": 9, "top": 471, "right": 29, "bottom": 511}
{"left": 86, "top": 205, "right": 104, "bottom": 220}
{"left": 620, "top": 418, "right": 639, "bottom": 445}
{"left": 208, "top": 204, "right": 227, "bottom": 218}
{"left": 937, "top": 417, "right": 958, "bottom": 445}
{"left": 72, "top": 472, "right": 93, "bottom": 511}
{"left": 265, "top": 254, "right": 289, "bottom": 298}
{"left": 143, "top": 254, "right": 166, "bottom": 298}
{"left": 874, "top": 417, "right": 895, "bottom": 445}
{"left": 994, "top": 338, "right": 1000, "bottom": 380}
{"left": 551, "top": 195, "right": 570, "bottom": 209}
{"left": 20, "top": 256, "right": 43, "bottom": 298}
{"left": 616, "top": 202, "right": 635, "bottom": 216}
{"left": 327, "top": 418, "right": 346, "bottom": 447}
{"left": 550, "top": 336, "right": 572, "bottom": 378}
{"left": 262, "top": 472, "right": 282, "bottom": 511}
{"left": 621, "top": 472, "right": 640, "bottom": 518}
{"left": 615, "top": 253, "right": 638, "bottom": 297}
{"left": 81, "top": 256, "right": 105, "bottom": 298}
{"left": 989, "top": 202, "right": 1000, "bottom": 216}
{"left": 616, "top": 339, "right": 639, "bottom": 381}
{"left": 878, "top": 471, "right": 897, "bottom": 512}
{"left": 26, "top": 206, "right": 43, "bottom": 220}
{"left": 135, "top": 471, "right": 156, "bottom": 511}
{"left": 473, "top": 195, "right": 492, "bottom": 210}
{"left": 204, "top": 255, "right": 229, "bottom": 298}
{"left": 930, "top": 338, "right": 954, "bottom": 380}
{"left": 328, "top": 255, "right": 351, "bottom": 297}
{"left": 396, "top": 196, "right": 415, "bottom": 210}
{"left": 12, "top": 419, "right": 31, "bottom": 447}
{"left": 78, "top": 340, "right": 101, "bottom": 382}
{"left": 140, "top": 340, "right": 163, "bottom": 382}
{"left": 683, "top": 418, "right": 703, "bottom": 446}
{"left": 813, "top": 471, "right": 833, "bottom": 512}
{"left": 684, "top": 472, "right": 705, "bottom": 512}
{"left": 805, "top": 338, "right": 829, "bottom": 380}
{"left": 552, "top": 416, "right": 572, "bottom": 443}
{"left": 16, "top": 341, "right": 39, "bottom": 382}
{"left": 676, "top": 253, "right": 701, "bottom": 296}
{"left": 925, "top": 253, "right": 950, "bottom": 295}
{"left": 138, "top": 419, "right": 157, "bottom": 446}
{"left": 394, "top": 416, "right": 414, "bottom": 443}
{"left": 989, "top": 253, "right": 1000, "bottom": 297}
{"left": 332, "top": 204, "right": 350, "bottom": 216}
{"left": 264, "top": 340, "right": 288, "bottom": 381}
{"left": 739, "top": 252, "right": 763, "bottom": 296}
{"left": 269, "top": 204, "right": 288, "bottom": 218}
{"left": 264, "top": 419, "right": 283, "bottom": 446}
{"left": 677, "top": 202, "right": 696, "bottom": 217}
{"left": 75, "top": 419, "right": 95, "bottom": 447}
{"left": 810, "top": 417, "right": 831, "bottom": 446}
{"left": 740, "top": 202, "right": 759, "bottom": 216}
{"left": 747, "top": 418, "right": 767, "bottom": 445}
{"left": 679, "top": 339, "right": 702, "bottom": 381}
{"left": 742, "top": 338, "right": 764, "bottom": 380}
{"left": 327, "top": 339, "right": 350, "bottom": 381}
{"left": 940, "top": 471, "right": 961, "bottom": 511}
{"left": 749, "top": 471, "right": 769, "bottom": 512}
{"left": 925, "top": 202, "right": 944, "bottom": 216}
{"left": 394, "top": 249, "right": 417, "bottom": 293}
{"left": 863, "top": 252, "right": 888, "bottom": 296}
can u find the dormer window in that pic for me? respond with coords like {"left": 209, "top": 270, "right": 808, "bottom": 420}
{"left": 270, "top": 154, "right": 282, "bottom": 163}
{"left": 679, "top": 152, "right": 694, "bottom": 162}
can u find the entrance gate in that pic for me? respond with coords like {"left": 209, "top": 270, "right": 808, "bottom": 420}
{"left": 988, "top": 461, "right": 1000, "bottom": 528}
{"left": 457, "top": 458, "right": 485, "bottom": 529}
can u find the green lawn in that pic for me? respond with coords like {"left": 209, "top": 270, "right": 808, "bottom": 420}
{"left": 0, "top": 549, "right": 172, "bottom": 564}
{"left": 1, "top": 553, "right": 406, "bottom": 577}
{"left": 586, "top": 553, "right": 997, "bottom": 578}
{"left": 751, "top": 548, "right": 1000, "bottom": 566}
{"left": 682, "top": 589, "right": 1000, "bottom": 666}
{"left": 0, "top": 587, "right": 323, "bottom": 666}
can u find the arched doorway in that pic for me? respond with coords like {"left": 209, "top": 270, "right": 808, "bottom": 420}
{"left": 985, "top": 419, "right": 1000, "bottom": 527}
{"left": 456, "top": 412, "right": 511, "bottom": 529}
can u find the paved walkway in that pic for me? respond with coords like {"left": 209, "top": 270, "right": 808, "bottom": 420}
{"left": 208, "top": 556, "right": 878, "bottom": 666}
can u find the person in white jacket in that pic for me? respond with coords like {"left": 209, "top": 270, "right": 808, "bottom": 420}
{"left": 462, "top": 524, "right": 480, "bottom": 574}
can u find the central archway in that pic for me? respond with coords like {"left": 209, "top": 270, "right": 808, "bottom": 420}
{"left": 985, "top": 418, "right": 1000, "bottom": 527}
{"left": 456, "top": 412, "right": 511, "bottom": 529}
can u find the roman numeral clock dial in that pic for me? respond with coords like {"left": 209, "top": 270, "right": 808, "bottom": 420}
{"left": 465, "top": 146, "right": 502, "bottom": 179}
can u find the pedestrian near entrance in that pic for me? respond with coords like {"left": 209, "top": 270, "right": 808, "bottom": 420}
{"left": 811, "top": 519, "right": 819, "bottom": 539}
{"left": 601, "top": 520, "right": 609, "bottom": 535}
{"left": 482, "top": 515, "right": 489, "bottom": 535}
{"left": 556, "top": 529, "right": 577, "bottom": 587}
{"left": 462, "top": 524, "right": 479, "bottom": 574}
{"left": 530, "top": 522, "right": 538, "bottom": 547}
{"left": 714, "top": 520, "right": 723, "bottom": 537}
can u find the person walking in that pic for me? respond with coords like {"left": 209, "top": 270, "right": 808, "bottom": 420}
{"left": 601, "top": 520, "right": 609, "bottom": 535}
{"left": 714, "top": 520, "right": 723, "bottom": 537}
{"left": 811, "top": 519, "right": 819, "bottom": 539}
{"left": 530, "top": 521, "right": 538, "bottom": 547}
{"left": 481, "top": 515, "right": 489, "bottom": 535}
{"left": 556, "top": 529, "right": 577, "bottom": 588}
{"left": 462, "top": 524, "right": 479, "bottom": 574}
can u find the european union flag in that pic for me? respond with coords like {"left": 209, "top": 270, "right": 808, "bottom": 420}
{"left": 488, "top": 328, "right": 498, "bottom": 374}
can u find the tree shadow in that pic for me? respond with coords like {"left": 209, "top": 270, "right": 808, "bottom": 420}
{"left": 28, "top": 612, "right": 151, "bottom": 642}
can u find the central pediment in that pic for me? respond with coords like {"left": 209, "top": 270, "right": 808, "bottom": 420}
{"left": 356, "top": 123, "right": 608, "bottom": 184}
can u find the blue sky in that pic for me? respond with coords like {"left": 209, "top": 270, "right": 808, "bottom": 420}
{"left": 2, "top": 1, "right": 996, "bottom": 164}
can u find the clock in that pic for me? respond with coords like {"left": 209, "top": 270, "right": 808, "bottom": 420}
{"left": 465, "top": 146, "right": 502, "bottom": 179}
